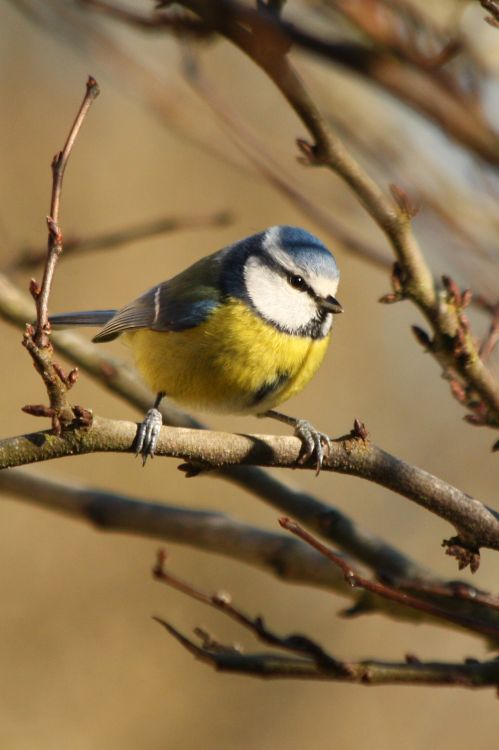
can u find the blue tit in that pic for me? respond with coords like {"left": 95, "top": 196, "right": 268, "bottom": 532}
{"left": 50, "top": 225, "right": 343, "bottom": 471}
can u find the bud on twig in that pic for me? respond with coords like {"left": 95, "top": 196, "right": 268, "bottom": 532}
{"left": 389, "top": 184, "right": 419, "bottom": 219}
{"left": 411, "top": 325, "right": 432, "bottom": 350}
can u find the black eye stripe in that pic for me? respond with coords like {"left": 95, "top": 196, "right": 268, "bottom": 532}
{"left": 256, "top": 253, "right": 317, "bottom": 299}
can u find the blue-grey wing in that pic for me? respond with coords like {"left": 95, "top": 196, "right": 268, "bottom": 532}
{"left": 92, "top": 250, "right": 226, "bottom": 343}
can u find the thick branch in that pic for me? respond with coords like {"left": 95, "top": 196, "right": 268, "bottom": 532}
{"left": 0, "top": 468, "right": 346, "bottom": 593}
{"left": 0, "top": 416, "right": 497, "bottom": 556}
{"left": 3, "top": 469, "right": 499, "bottom": 634}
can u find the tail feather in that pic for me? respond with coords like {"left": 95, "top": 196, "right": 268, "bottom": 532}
{"left": 49, "top": 310, "right": 117, "bottom": 329}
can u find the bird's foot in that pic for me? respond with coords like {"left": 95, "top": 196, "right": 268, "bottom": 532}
{"left": 293, "top": 419, "right": 331, "bottom": 476}
{"left": 134, "top": 408, "right": 163, "bottom": 466}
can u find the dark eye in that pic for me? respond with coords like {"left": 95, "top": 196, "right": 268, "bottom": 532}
{"left": 289, "top": 274, "right": 307, "bottom": 291}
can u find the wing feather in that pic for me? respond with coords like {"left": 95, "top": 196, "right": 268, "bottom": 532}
{"left": 92, "top": 251, "right": 226, "bottom": 343}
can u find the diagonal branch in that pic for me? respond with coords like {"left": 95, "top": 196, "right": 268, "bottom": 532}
{"left": 279, "top": 518, "right": 499, "bottom": 640}
{"left": 3, "top": 469, "right": 499, "bottom": 634}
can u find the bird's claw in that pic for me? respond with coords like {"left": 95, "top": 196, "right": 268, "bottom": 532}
{"left": 294, "top": 419, "right": 331, "bottom": 476}
{"left": 135, "top": 407, "right": 163, "bottom": 466}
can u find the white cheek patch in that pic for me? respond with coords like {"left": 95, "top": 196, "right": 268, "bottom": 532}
{"left": 244, "top": 256, "right": 317, "bottom": 331}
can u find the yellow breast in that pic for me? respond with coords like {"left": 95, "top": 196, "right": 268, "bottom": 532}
{"left": 124, "top": 298, "right": 330, "bottom": 414}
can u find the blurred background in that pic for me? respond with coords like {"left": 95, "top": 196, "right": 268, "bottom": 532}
{"left": 0, "top": 1, "right": 498, "bottom": 748}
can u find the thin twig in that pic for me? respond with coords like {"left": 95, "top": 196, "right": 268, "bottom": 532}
{"left": 480, "top": 0, "right": 499, "bottom": 26}
{"left": 85, "top": 0, "right": 499, "bottom": 164}
{"left": 153, "top": 549, "right": 349, "bottom": 672}
{"left": 34, "top": 75, "right": 100, "bottom": 345}
{"left": 279, "top": 518, "right": 499, "bottom": 640}
{"left": 152, "top": 555, "right": 499, "bottom": 688}
{"left": 4, "top": 467, "right": 499, "bottom": 633}
{"left": 157, "top": 619, "right": 499, "bottom": 686}
{"left": 13, "top": 210, "right": 232, "bottom": 270}
{"left": 21, "top": 76, "right": 99, "bottom": 434}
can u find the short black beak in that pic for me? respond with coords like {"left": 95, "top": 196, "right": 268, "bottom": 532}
{"left": 320, "top": 295, "right": 344, "bottom": 314}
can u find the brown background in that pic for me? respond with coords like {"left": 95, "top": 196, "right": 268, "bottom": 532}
{"left": 0, "top": 3, "right": 498, "bottom": 749}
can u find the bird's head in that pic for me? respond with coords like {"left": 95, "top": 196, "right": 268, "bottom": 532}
{"left": 223, "top": 225, "right": 342, "bottom": 339}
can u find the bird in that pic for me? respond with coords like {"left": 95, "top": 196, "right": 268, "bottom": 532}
{"left": 50, "top": 225, "right": 343, "bottom": 472}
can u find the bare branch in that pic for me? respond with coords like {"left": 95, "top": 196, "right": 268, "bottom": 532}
{"left": 0, "top": 468, "right": 347, "bottom": 594}
{"left": 480, "top": 1, "right": 499, "bottom": 26}
{"left": 279, "top": 518, "right": 499, "bottom": 640}
{"left": 88, "top": 0, "right": 499, "bottom": 165}
{"left": 155, "top": 617, "right": 499, "bottom": 687}
{"left": 0, "top": 416, "right": 497, "bottom": 562}
{"left": 21, "top": 76, "right": 99, "bottom": 435}
{"left": 34, "top": 75, "right": 100, "bottom": 345}
{"left": 152, "top": 556, "right": 499, "bottom": 688}
{"left": 13, "top": 210, "right": 232, "bottom": 270}
{"left": 3, "top": 469, "right": 499, "bottom": 634}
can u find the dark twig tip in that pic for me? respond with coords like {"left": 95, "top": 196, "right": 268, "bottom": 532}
{"left": 379, "top": 292, "right": 401, "bottom": 304}
{"left": 464, "top": 413, "right": 486, "bottom": 426}
{"left": 21, "top": 403, "right": 55, "bottom": 418}
{"left": 296, "top": 138, "right": 320, "bottom": 165}
{"left": 405, "top": 654, "right": 421, "bottom": 664}
{"left": 442, "top": 537, "right": 481, "bottom": 573}
{"left": 29, "top": 278, "right": 41, "bottom": 299}
{"left": 389, "top": 184, "right": 419, "bottom": 218}
{"left": 352, "top": 418, "right": 369, "bottom": 440}
{"left": 72, "top": 404, "right": 93, "bottom": 427}
{"left": 278, "top": 516, "right": 296, "bottom": 532}
{"left": 411, "top": 325, "right": 432, "bottom": 350}
{"left": 153, "top": 548, "right": 169, "bottom": 578}
{"left": 442, "top": 275, "right": 462, "bottom": 306}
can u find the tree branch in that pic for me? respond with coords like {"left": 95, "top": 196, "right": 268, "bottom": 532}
{"left": 156, "top": 619, "right": 499, "bottom": 687}
{"left": 34, "top": 75, "right": 100, "bottom": 346}
{"left": 279, "top": 518, "right": 499, "bottom": 640}
{"left": 0, "top": 468, "right": 347, "bottom": 594}
{"left": 22, "top": 76, "right": 100, "bottom": 434}
{"left": 0, "top": 416, "right": 497, "bottom": 562}
{"left": 152, "top": 554, "right": 499, "bottom": 688}
{"left": 13, "top": 210, "right": 232, "bottom": 271}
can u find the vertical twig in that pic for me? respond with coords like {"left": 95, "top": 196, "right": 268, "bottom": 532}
{"left": 23, "top": 76, "right": 99, "bottom": 432}
{"left": 34, "top": 75, "right": 100, "bottom": 346}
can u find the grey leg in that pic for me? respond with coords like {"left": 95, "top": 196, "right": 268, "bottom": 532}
{"left": 261, "top": 409, "right": 332, "bottom": 475}
{"left": 135, "top": 392, "right": 165, "bottom": 466}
